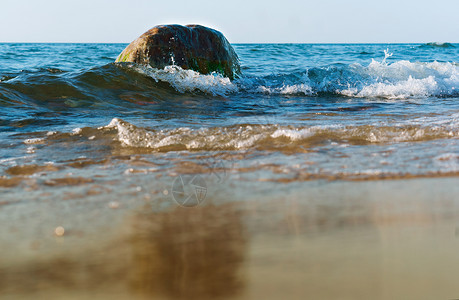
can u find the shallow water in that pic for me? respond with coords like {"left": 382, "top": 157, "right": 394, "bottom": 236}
{"left": 0, "top": 43, "right": 458, "bottom": 299}
{"left": 1, "top": 43, "right": 458, "bottom": 184}
{"left": 2, "top": 178, "right": 459, "bottom": 300}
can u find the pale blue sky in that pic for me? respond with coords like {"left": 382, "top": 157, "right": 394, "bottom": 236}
{"left": 1, "top": 0, "right": 457, "bottom": 43}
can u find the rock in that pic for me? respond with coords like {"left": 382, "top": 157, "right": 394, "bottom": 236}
{"left": 116, "top": 24, "right": 241, "bottom": 80}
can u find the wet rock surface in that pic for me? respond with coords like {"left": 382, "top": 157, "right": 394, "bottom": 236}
{"left": 116, "top": 24, "right": 241, "bottom": 79}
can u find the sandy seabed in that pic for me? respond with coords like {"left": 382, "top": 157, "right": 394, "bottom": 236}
{"left": 1, "top": 176, "right": 459, "bottom": 300}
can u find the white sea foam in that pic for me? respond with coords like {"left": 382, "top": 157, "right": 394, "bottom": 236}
{"left": 257, "top": 83, "right": 314, "bottom": 95}
{"left": 103, "top": 118, "right": 459, "bottom": 152}
{"left": 125, "top": 50, "right": 457, "bottom": 100}
{"left": 270, "top": 127, "right": 316, "bottom": 140}
{"left": 72, "top": 128, "right": 82, "bottom": 135}
{"left": 246, "top": 51, "right": 458, "bottom": 99}
{"left": 340, "top": 76, "right": 438, "bottom": 99}
{"left": 131, "top": 65, "right": 238, "bottom": 96}
{"left": 23, "top": 138, "right": 45, "bottom": 145}
{"left": 339, "top": 60, "right": 458, "bottom": 99}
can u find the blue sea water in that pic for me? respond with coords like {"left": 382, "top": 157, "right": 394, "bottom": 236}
{"left": 0, "top": 43, "right": 458, "bottom": 195}
{"left": 2, "top": 42, "right": 459, "bottom": 300}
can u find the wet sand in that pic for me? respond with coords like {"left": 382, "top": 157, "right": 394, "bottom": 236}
{"left": 2, "top": 177, "right": 459, "bottom": 300}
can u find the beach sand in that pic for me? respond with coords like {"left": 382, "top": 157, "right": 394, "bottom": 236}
{"left": 1, "top": 177, "right": 459, "bottom": 300}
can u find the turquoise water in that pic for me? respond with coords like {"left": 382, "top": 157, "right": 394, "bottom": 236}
{"left": 0, "top": 43, "right": 458, "bottom": 199}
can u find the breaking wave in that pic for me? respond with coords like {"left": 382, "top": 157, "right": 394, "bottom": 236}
{"left": 0, "top": 50, "right": 457, "bottom": 106}
{"left": 97, "top": 117, "right": 459, "bottom": 152}
{"left": 130, "top": 64, "right": 238, "bottom": 96}
{"left": 247, "top": 50, "right": 458, "bottom": 99}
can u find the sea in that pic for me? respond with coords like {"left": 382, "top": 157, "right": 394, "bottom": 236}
{"left": 1, "top": 43, "right": 459, "bottom": 299}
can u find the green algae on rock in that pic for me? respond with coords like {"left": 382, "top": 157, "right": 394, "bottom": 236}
{"left": 115, "top": 24, "right": 241, "bottom": 80}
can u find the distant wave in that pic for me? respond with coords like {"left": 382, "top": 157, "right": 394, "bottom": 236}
{"left": 420, "top": 42, "right": 455, "bottom": 49}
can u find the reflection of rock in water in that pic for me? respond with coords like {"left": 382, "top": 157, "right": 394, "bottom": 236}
{"left": 0, "top": 203, "right": 246, "bottom": 299}
{"left": 128, "top": 204, "right": 246, "bottom": 299}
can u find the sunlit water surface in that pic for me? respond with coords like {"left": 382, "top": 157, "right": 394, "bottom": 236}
{"left": 0, "top": 43, "right": 459, "bottom": 299}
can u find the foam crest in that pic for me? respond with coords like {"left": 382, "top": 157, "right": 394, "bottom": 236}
{"left": 340, "top": 76, "right": 439, "bottom": 99}
{"left": 103, "top": 118, "right": 459, "bottom": 152}
{"left": 257, "top": 83, "right": 314, "bottom": 95}
{"left": 270, "top": 127, "right": 316, "bottom": 139}
{"left": 130, "top": 65, "right": 238, "bottom": 96}
{"left": 347, "top": 60, "right": 458, "bottom": 99}
{"left": 104, "top": 118, "right": 265, "bottom": 150}
{"left": 247, "top": 51, "right": 458, "bottom": 99}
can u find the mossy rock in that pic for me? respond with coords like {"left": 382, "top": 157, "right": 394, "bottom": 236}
{"left": 116, "top": 24, "right": 241, "bottom": 80}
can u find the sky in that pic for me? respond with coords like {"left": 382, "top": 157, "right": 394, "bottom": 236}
{"left": 0, "top": 0, "right": 458, "bottom": 43}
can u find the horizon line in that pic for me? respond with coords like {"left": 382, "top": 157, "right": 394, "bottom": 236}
{"left": 1, "top": 41, "right": 457, "bottom": 45}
